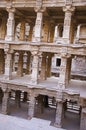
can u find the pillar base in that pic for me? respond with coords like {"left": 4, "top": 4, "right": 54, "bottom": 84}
{"left": 28, "top": 116, "right": 32, "bottom": 120}
{"left": 4, "top": 75, "right": 12, "bottom": 80}
{"left": 1, "top": 111, "right": 9, "bottom": 115}
{"left": 62, "top": 38, "right": 70, "bottom": 44}
{"left": 5, "top": 36, "right": 14, "bottom": 42}
{"left": 30, "top": 80, "right": 38, "bottom": 85}
{"left": 32, "top": 37, "right": 41, "bottom": 42}
{"left": 54, "top": 123, "right": 62, "bottom": 128}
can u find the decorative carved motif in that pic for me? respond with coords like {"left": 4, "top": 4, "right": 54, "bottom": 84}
{"left": 34, "top": 7, "right": 46, "bottom": 13}
{"left": 6, "top": 7, "right": 16, "bottom": 13}
{"left": 63, "top": 5, "right": 75, "bottom": 13}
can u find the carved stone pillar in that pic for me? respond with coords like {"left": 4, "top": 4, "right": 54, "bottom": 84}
{"left": 54, "top": 100, "right": 63, "bottom": 128}
{"left": 66, "top": 57, "right": 72, "bottom": 83}
{"left": 12, "top": 53, "right": 15, "bottom": 72}
{"left": 63, "top": 6, "right": 75, "bottom": 43}
{"left": 19, "top": 21, "right": 25, "bottom": 41}
{"left": 58, "top": 53, "right": 71, "bottom": 89}
{"left": 32, "top": 7, "right": 45, "bottom": 42}
{"left": 40, "top": 53, "right": 47, "bottom": 80}
{"left": 5, "top": 7, "right": 15, "bottom": 41}
{"left": 15, "top": 90, "right": 21, "bottom": 108}
{"left": 75, "top": 24, "right": 81, "bottom": 42}
{"left": 80, "top": 107, "right": 86, "bottom": 130}
{"left": 42, "top": 19, "right": 49, "bottom": 42}
{"left": 28, "top": 24, "right": 34, "bottom": 41}
{"left": 23, "top": 92, "right": 28, "bottom": 102}
{"left": 0, "top": 88, "right": 3, "bottom": 103}
{"left": 47, "top": 55, "right": 52, "bottom": 77}
{"left": 28, "top": 93, "right": 35, "bottom": 119}
{"left": 26, "top": 52, "right": 31, "bottom": 74}
{"left": 2, "top": 88, "right": 10, "bottom": 115}
{"left": 0, "top": 17, "right": 7, "bottom": 40}
{"left": 17, "top": 52, "right": 23, "bottom": 77}
{"left": 31, "top": 51, "right": 41, "bottom": 84}
{"left": 0, "top": 50, "right": 5, "bottom": 74}
{"left": 54, "top": 25, "right": 59, "bottom": 42}
{"left": 49, "top": 21, "right": 55, "bottom": 43}
{"left": 37, "top": 95, "right": 44, "bottom": 114}
{"left": 4, "top": 49, "right": 13, "bottom": 80}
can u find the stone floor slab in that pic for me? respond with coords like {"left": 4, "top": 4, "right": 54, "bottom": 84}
{"left": 0, "top": 114, "right": 66, "bottom": 130}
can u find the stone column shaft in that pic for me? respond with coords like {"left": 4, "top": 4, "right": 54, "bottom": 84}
{"left": 47, "top": 56, "right": 52, "bottom": 77}
{"left": 80, "top": 107, "right": 86, "bottom": 130}
{"left": 4, "top": 52, "right": 13, "bottom": 80}
{"left": 26, "top": 53, "right": 31, "bottom": 74}
{"left": 33, "top": 7, "right": 45, "bottom": 42}
{"left": 0, "top": 18, "right": 7, "bottom": 40}
{"left": 2, "top": 89, "right": 9, "bottom": 114}
{"left": 49, "top": 22, "right": 55, "bottom": 42}
{"left": 0, "top": 89, "right": 3, "bottom": 103}
{"left": 66, "top": 57, "right": 72, "bottom": 82}
{"left": 42, "top": 20, "right": 49, "bottom": 42}
{"left": 37, "top": 95, "right": 44, "bottom": 113}
{"left": 15, "top": 90, "right": 21, "bottom": 108}
{"left": 5, "top": 7, "right": 15, "bottom": 41}
{"left": 31, "top": 51, "right": 40, "bottom": 84}
{"left": 40, "top": 54, "right": 47, "bottom": 80}
{"left": 19, "top": 21, "right": 25, "bottom": 41}
{"left": 54, "top": 26, "right": 59, "bottom": 42}
{"left": 28, "top": 25, "right": 33, "bottom": 41}
{"left": 76, "top": 24, "right": 81, "bottom": 39}
{"left": 23, "top": 92, "right": 28, "bottom": 102}
{"left": 0, "top": 50, "right": 5, "bottom": 74}
{"left": 58, "top": 54, "right": 71, "bottom": 89}
{"left": 63, "top": 6, "right": 75, "bottom": 43}
{"left": 17, "top": 52, "right": 23, "bottom": 77}
{"left": 54, "top": 101, "right": 63, "bottom": 128}
{"left": 28, "top": 95, "right": 35, "bottom": 119}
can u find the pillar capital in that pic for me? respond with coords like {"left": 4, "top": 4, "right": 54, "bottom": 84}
{"left": 18, "top": 51, "right": 24, "bottom": 55}
{"left": 4, "top": 44, "right": 14, "bottom": 54}
{"left": 34, "top": 7, "right": 46, "bottom": 13}
{"left": 63, "top": 5, "right": 75, "bottom": 13}
{"left": 31, "top": 51, "right": 42, "bottom": 57}
{"left": 2, "top": 87, "right": 10, "bottom": 93}
{"left": 6, "top": 7, "right": 16, "bottom": 13}
{"left": 42, "top": 52, "right": 47, "bottom": 57}
{"left": 47, "top": 53, "right": 54, "bottom": 58}
{"left": 61, "top": 53, "right": 71, "bottom": 58}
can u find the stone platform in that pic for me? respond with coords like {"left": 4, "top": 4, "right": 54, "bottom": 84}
{"left": 0, "top": 114, "right": 66, "bottom": 130}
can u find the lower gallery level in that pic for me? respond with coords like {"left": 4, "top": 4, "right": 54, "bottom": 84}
{"left": 0, "top": 43, "right": 85, "bottom": 130}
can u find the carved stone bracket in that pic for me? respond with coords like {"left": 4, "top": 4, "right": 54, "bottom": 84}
{"left": 4, "top": 44, "right": 14, "bottom": 54}
{"left": 6, "top": 7, "right": 16, "bottom": 13}
{"left": 34, "top": 7, "right": 46, "bottom": 13}
{"left": 63, "top": 5, "right": 75, "bottom": 13}
{"left": 56, "top": 90, "right": 63, "bottom": 102}
{"left": 61, "top": 52, "right": 71, "bottom": 58}
{"left": 1, "top": 84, "right": 10, "bottom": 93}
{"left": 31, "top": 50, "right": 42, "bottom": 57}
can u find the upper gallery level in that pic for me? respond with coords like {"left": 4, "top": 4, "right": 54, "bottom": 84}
{"left": 0, "top": 0, "right": 86, "bottom": 46}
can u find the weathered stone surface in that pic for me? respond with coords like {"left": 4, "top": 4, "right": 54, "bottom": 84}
{"left": 0, "top": 1, "right": 85, "bottom": 130}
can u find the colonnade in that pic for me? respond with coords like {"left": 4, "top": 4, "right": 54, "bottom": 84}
{"left": 0, "top": 5, "right": 77, "bottom": 44}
